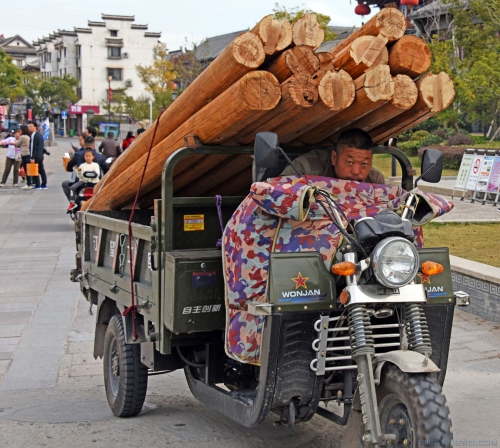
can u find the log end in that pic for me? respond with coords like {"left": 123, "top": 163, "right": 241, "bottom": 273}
{"left": 376, "top": 8, "right": 406, "bottom": 42}
{"left": 292, "top": 13, "right": 325, "bottom": 49}
{"left": 239, "top": 71, "right": 281, "bottom": 110}
{"left": 391, "top": 75, "right": 418, "bottom": 110}
{"left": 419, "top": 72, "right": 455, "bottom": 112}
{"left": 364, "top": 65, "right": 395, "bottom": 102}
{"left": 351, "top": 35, "right": 389, "bottom": 69}
{"left": 232, "top": 32, "right": 266, "bottom": 68}
{"left": 319, "top": 70, "right": 355, "bottom": 111}
{"left": 389, "top": 35, "right": 432, "bottom": 78}
{"left": 259, "top": 16, "right": 293, "bottom": 54}
{"left": 284, "top": 75, "right": 319, "bottom": 108}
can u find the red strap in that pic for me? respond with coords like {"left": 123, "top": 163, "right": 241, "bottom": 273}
{"left": 122, "top": 108, "right": 167, "bottom": 340}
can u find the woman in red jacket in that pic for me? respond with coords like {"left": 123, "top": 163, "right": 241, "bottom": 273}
{"left": 121, "top": 131, "right": 135, "bottom": 151}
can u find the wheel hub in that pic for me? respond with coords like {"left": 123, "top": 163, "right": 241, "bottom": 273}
{"left": 111, "top": 354, "right": 120, "bottom": 377}
{"left": 386, "top": 404, "right": 412, "bottom": 446}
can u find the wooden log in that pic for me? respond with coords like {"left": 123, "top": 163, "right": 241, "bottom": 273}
{"left": 369, "top": 72, "right": 455, "bottom": 144}
{"left": 224, "top": 75, "right": 319, "bottom": 146}
{"left": 292, "top": 14, "right": 324, "bottom": 49}
{"left": 330, "top": 8, "right": 406, "bottom": 58}
{"left": 92, "top": 31, "right": 266, "bottom": 195}
{"left": 320, "top": 35, "right": 389, "bottom": 80}
{"left": 389, "top": 35, "right": 432, "bottom": 78}
{"left": 271, "top": 70, "right": 355, "bottom": 144}
{"left": 293, "top": 65, "right": 395, "bottom": 145}
{"left": 251, "top": 15, "right": 292, "bottom": 55}
{"left": 326, "top": 74, "right": 418, "bottom": 144}
{"left": 264, "top": 45, "right": 320, "bottom": 83}
{"left": 86, "top": 71, "right": 281, "bottom": 211}
{"left": 203, "top": 165, "right": 253, "bottom": 197}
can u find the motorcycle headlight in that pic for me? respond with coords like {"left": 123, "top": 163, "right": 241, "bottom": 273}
{"left": 372, "top": 237, "right": 419, "bottom": 288}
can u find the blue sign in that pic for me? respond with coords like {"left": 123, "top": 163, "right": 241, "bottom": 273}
{"left": 61, "top": 110, "right": 68, "bottom": 119}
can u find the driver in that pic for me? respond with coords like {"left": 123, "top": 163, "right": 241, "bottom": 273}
{"left": 281, "top": 128, "right": 385, "bottom": 184}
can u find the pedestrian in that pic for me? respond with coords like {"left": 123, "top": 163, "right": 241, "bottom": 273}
{"left": 99, "top": 131, "right": 121, "bottom": 160}
{"left": 0, "top": 128, "right": 22, "bottom": 187}
{"left": 28, "top": 121, "right": 48, "bottom": 190}
{"left": 121, "top": 131, "right": 135, "bottom": 151}
{"left": 17, "top": 125, "right": 31, "bottom": 189}
{"left": 85, "top": 125, "right": 97, "bottom": 138}
{"left": 136, "top": 127, "right": 146, "bottom": 136}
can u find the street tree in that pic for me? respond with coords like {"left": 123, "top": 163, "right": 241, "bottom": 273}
{"left": 272, "top": 3, "right": 337, "bottom": 41}
{"left": 0, "top": 50, "right": 24, "bottom": 120}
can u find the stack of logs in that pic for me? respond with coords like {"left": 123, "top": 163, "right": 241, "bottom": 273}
{"left": 86, "top": 8, "right": 455, "bottom": 211}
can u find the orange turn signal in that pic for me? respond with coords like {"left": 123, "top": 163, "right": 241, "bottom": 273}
{"left": 332, "top": 261, "right": 356, "bottom": 276}
{"left": 421, "top": 261, "right": 444, "bottom": 276}
{"left": 340, "top": 290, "right": 350, "bottom": 305}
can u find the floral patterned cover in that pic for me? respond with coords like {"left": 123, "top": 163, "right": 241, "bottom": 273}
{"left": 223, "top": 175, "right": 453, "bottom": 364}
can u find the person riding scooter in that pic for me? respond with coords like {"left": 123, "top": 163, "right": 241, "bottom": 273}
{"left": 67, "top": 148, "right": 101, "bottom": 212}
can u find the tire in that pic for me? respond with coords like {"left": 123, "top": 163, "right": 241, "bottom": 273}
{"left": 377, "top": 364, "right": 453, "bottom": 447}
{"left": 103, "top": 315, "right": 148, "bottom": 417}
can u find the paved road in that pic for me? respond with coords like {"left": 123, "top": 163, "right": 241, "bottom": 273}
{"left": 0, "top": 138, "right": 498, "bottom": 447}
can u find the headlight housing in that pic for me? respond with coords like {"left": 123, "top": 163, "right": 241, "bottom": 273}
{"left": 372, "top": 237, "right": 419, "bottom": 288}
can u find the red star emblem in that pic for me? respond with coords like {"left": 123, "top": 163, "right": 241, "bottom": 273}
{"left": 292, "top": 272, "right": 309, "bottom": 289}
{"left": 418, "top": 273, "right": 431, "bottom": 284}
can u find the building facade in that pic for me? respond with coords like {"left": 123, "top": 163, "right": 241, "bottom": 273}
{"left": 34, "top": 14, "right": 161, "bottom": 134}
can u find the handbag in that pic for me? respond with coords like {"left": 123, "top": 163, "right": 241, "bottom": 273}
{"left": 19, "top": 166, "right": 26, "bottom": 177}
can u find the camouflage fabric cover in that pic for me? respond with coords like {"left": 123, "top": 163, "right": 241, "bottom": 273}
{"left": 280, "top": 149, "right": 386, "bottom": 184}
{"left": 223, "top": 175, "right": 453, "bottom": 364}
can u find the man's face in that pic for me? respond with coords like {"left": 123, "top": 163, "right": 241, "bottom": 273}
{"left": 84, "top": 152, "right": 94, "bottom": 163}
{"left": 331, "top": 146, "right": 372, "bottom": 182}
{"left": 28, "top": 124, "right": 36, "bottom": 134}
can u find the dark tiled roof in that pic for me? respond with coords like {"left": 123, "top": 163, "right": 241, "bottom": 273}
{"left": 195, "top": 29, "right": 248, "bottom": 62}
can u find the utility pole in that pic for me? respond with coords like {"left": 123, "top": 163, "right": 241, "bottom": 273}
{"left": 107, "top": 76, "right": 112, "bottom": 123}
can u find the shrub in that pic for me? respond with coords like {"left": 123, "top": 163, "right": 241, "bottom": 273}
{"left": 418, "top": 146, "right": 466, "bottom": 170}
{"left": 397, "top": 129, "right": 413, "bottom": 142}
{"left": 411, "top": 130, "right": 430, "bottom": 141}
{"left": 398, "top": 140, "right": 421, "bottom": 157}
{"left": 420, "top": 134, "right": 444, "bottom": 147}
{"left": 432, "top": 129, "right": 447, "bottom": 139}
{"left": 446, "top": 134, "right": 474, "bottom": 146}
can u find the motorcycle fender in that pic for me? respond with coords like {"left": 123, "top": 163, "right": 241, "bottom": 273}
{"left": 373, "top": 350, "right": 440, "bottom": 384}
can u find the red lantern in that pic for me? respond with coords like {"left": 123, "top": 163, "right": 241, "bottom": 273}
{"left": 401, "top": 0, "right": 419, "bottom": 6}
{"left": 354, "top": 2, "right": 371, "bottom": 16}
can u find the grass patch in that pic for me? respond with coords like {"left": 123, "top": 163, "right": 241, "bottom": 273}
{"left": 373, "top": 154, "right": 458, "bottom": 178}
{"left": 424, "top": 222, "right": 500, "bottom": 268}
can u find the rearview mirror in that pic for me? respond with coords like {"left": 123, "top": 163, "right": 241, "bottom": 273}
{"left": 421, "top": 149, "right": 443, "bottom": 184}
{"left": 254, "top": 132, "right": 279, "bottom": 169}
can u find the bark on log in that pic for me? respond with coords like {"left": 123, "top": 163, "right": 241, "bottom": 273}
{"left": 369, "top": 72, "right": 455, "bottom": 144}
{"left": 86, "top": 71, "right": 281, "bottom": 211}
{"left": 389, "top": 35, "right": 432, "bottom": 78}
{"left": 92, "top": 31, "right": 266, "bottom": 195}
{"left": 292, "top": 14, "right": 324, "bottom": 49}
{"left": 251, "top": 15, "right": 293, "bottom": 55}
{"left": 320, "top": 35, "right": 389, "bottom": 80}
{"left": 330, "top": 8, "right": 406, "bottom": 58}
{"left": 264, "top": 45, "right": 320, "bottom": 83}
{"left": 294, "top": 65, "right": 395, "bottom": 145}
{"left": 224, "top": 75, "right": 319, "bottom": 146}
{"left": 326, "top": 74, "right": 418, "bottom": 144}
{"left": 272, "top": 70, "right": 355, "bottom": 144}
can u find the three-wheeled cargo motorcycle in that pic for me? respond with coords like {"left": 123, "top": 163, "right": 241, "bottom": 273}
{"left": 71, "top": 135, "right": 469, "bottom": 447}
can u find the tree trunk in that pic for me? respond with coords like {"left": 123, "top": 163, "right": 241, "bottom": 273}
{"left": 326, "top": 74, "right": 418, "bottom": 144}
{"left": 92, "top": 31, "right": 266, "bottom": 195}
{"left": 294, "top": 65, "right": 395, "bottom": 145}
{"left": 329, "top": 8, "right": 406, "bottom": 58}
{"left": 369, "top": 72, "right": 455, "bottom": 144}
{"left": 292, "top": 13, "right": 325, "bottom": 49}
{"left": 321, "top": 35, "right": 389, "bottom": 80}
{"left": 250, "top": 15, "right": 293, "bottom": 56}
{"left": 86, "top": 71, "right": 281, "bottom": 211}
{"left": 272, "top": 70, "right": 355, "bottom": 144}
{"left": 264, "top": 45, "right": 320, "bottom": 83}
{"left": 388, "top": 35, "right": 432, "bottom": 78}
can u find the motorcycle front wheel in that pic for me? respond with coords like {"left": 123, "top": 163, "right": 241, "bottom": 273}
{"left": 377, "top": 364, "right": 453, "bottom": 447}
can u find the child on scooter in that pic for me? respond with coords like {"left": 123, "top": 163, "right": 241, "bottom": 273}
{"left": 67, "top": 148, "right": 101, "bottom": 211}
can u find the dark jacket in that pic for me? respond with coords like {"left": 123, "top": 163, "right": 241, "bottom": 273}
{"left": 66, "top": 147, "right": 107, "bottom": 174}
{"left": 30, "top": 131, "right": 45, "bottom": 161}
{"left": 99, "top": 138, "right": 121, "bottom": 158}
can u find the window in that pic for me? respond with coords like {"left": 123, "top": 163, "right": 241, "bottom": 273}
{"left": 110, "top": 30, "right": 118, "bottom": 37}
{"left": 64, "top": 48, "right": 67, "bottom": 58}
{"left": 107, "top": 68, "right": 122, "bottom": 81}
{"left": 107, "top": 47, "right": 121, "bottom": 58}
{"left": 47, "top": 52, "right": 51, "bottom": 62}
{"left": 64, "top": 68, "right": 67, "bottom": 75}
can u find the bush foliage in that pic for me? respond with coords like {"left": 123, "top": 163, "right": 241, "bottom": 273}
{"left": 446, "top": 134, "right": 475, "bottom": 146}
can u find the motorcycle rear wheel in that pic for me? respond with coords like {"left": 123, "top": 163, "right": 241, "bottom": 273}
{"left": 377, "top": 364, "right": 452, "bottom": 447}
